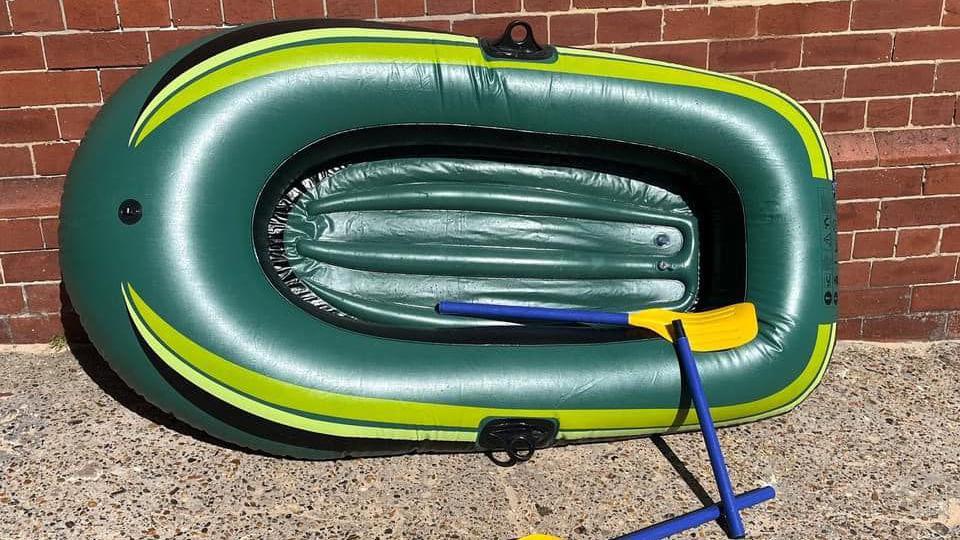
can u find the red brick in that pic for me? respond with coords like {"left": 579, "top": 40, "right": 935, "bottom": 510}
{"left": 0, "top": 1, "right": 10, "bottom": 33}
{"left": 826, "top": 133, "right": 878, "bottom": 169}
{"left": 837, "top": 200, "right": 878, "bottom": 231}
{"left": 223, "top": 0, "right": 273, "bottom": 23}
{"left": 40, "top": 218, "right": 59, "bottom": 249}
{"left": 573, "top": 0, "right": 642, "bottom": 6}
{"left": 801, "top": 101, "right": 822, "bottom": 123}
{"left": 875, "top": 128, "right": 960, "bottom": 167}
{"left": 376, "top": 0, "right": 422, "bottom": 17}
{"left": 149, "top": 29, "right": 218, "bottom": 59}
{"left": 709, "top": 38, "right": 801, "bottom": 72}
{"left": 894, "top": 29, "right": 960, "bottom": 61}
{"left": 758, "top": 1, "right": 850, "bottom": 36}
{"left": 881, "top": 196, "right": 960, "bottom": 228}
{"left": 8, "top": 314, "right": 64, "bottom": 344}
{"left": 426, "top": 0, "right": 472, "bottom": 15}
{"left": 476, "top": 0, "right": 520, "bottom": 12}
{"left": 171, "top": 0, "right": 221, "bottom": 24}
{"left": 911, "top": 95, "right": 956, "bottom": 127}
{"left": 377, "top": 0, "right": 425, "bottom": 18}
{"left": 618, "top": 42, "right": 708, "bottom": 69}
{"left": 646, "top": 0, "right": 701, "bottom": 5}
{"left": 1, "top": 251, "right": 61, "bottom": 283}
{"left": 851, "top": 0, "right": 942, "bottom": 30}
{"left": 63, "top": 0, "right": 119, "bottom": 30}
{"left": 947, "top": 0, "right": 960, "bottom": 26}
{"left": 821, "top": 101, "right": 865, "bottom": 133}
{"left": 870, "top": 256, "right": 958, "bottom": 286}
{"left": 926, "top": 165, "right": 960, "bottom": 195}
{"left": 663, "top": 7, "right": 756, "bottom": 41}
{"left": 835, "top": 168, "right": 923, "bottom": 200}
{"left": 838, "top": 232, "right": 853, "bottom": 261}
{"left": 861, "top": 313, "right": 946, "bottom": 340}
{"left": 23, "top": 283, "right": 61, "bottom": 313}
{"left": 935, "top": 62, "right": 960, "bottom": 91}
{"left": 453, "top": 16, "right": 548, "bottom": 41}
{"left": 0, "top": 146, "right": 33, "bottom": 177}
{"left": 394, "top": 20, "right": 450, "bottom": 32}
{"left": 0, "top": 287, "right": 25, "bottom": 316}
{"left": 57, "top": 106, "right": 100, "bottom": 140}
{"left": 837, "top": 318, "right": 862, "bottom": 340}
{"left": 0, "top": 219, "right": 44, "bottom": 252}
{"left": 802, "top": 33, "right": 892, "bottom": 67}
{"left": 896, "top": 228, "right": 940, "bottom": 257}
{"left": 0, "top": 71, "right": 101, "bottom": 108}
{"left": 0, "top": 178, "right": 64, "bottom": 219}
{"left": 0, "top": 109, "right": 59, "bottom": 144}
{"left": 9, "top": 0, "right": 64, "bottom": 31}
{"left": 755, "top": 69, "right": 844, "bottom": 100}
{"left": 943, "top": 226, "right": 960, "bottom": 252}
{"left": 100, "top": 68, "right": 140, "bottom": 100}
{"left": 948, "top": 312, "right": 960, "bottom": 338}
{"left": 377, "top": 0, "right": 426, "bottom": 18}
{"left": 118, "top": 0, "right": 170, "bottom": 27}
{"left": 597, "top": 10, "right": 660, "bottom": 43}
{"left": 840, "top": 262, "right": 871, "bottom": 289}
{"left": 33, "top": 143, "right": 78, "bottom": 176}
{"left": 524, "top": 0, "right": 569, "bottom": 10}
{"left": 321, "top": 0, "right": 372, "bottom": 17}
{"left": 272, "top": 0, "right": 324, "bottom": 18}
{"left": 45, "top": 32, "right": 148, "bottom": 69}
{"left": 845, "top": 64, "right": 935, "bottom": 98}
{"left": 866, "top": 98, "right": 911, "bottom": 128}
{"left": 0, "top": 36, "right": 45, "bottom": 71}
{"left": 852, "top": 230, "right": 895, "bottom": 258}
{"left": 551, "top": 13, "right": 595, "bottom": 46}
{"left": 839, "top": 287, "right": 909, "bottom": 317}
{"left": 839, "top": 260, "right": 871, "bottom": 289}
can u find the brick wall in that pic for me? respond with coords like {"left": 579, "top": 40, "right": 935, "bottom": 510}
{"left": 1, "top": 0, "right": 959, "bottom": 343}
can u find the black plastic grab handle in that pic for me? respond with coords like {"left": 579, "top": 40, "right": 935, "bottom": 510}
{"left": 479, "top": 20, "right": 556, "bottom": 60}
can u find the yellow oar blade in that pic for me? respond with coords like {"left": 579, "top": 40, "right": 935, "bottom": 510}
{"left": 518, "top": 535, "right": 563, "bottom": 540}
{"left": 627, "top": 303, "right": 758, "bottom": 352}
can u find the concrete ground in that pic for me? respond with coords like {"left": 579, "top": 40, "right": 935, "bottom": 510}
{"left": 0, "top": 342, "right": 958, "bottom": 540}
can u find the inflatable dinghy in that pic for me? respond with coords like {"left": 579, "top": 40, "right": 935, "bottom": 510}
{"left": 61, "top": 20, "right": 837, "bottom": 459}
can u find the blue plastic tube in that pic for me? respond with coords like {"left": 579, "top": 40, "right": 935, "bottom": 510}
{"left": 616, "top": 486, "right": 775, "bottom": 540}
{"left": 669, "top": 320, "right": 746, "bottom": 538}
{"left": 436, "top": 301, "right": 629, "bottom": 326}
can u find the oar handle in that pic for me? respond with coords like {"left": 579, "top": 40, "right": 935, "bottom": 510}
{"left": 436, "top": 301, "right": 629, "bottom": 326}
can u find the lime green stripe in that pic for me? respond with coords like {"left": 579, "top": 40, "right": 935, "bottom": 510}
{"left": 559, "top": 46, "right": 833, "bottom": 179}
{"left": 124, "top": 283, "right": 476, "bottom": 441}
{"left": 130, "top": 35, "right": 830, "bottom": 180}
{"left": 130, "top": 27, "right": 475, "bottom": 144}
{"left": 123, "top": 282, "right": 834, "bottom": 441}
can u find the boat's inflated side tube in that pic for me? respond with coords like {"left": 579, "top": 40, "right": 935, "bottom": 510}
{"left": 61, "top": 19, "right": 837, "bottom": 459}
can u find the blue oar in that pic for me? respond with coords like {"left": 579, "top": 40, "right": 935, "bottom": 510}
{"left": 435, "top": 301, "right": 758, "bottom": 352}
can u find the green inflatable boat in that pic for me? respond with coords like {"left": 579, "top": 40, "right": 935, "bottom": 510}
{"left": 61, "top": 20, "right": 837, "bottom": 459}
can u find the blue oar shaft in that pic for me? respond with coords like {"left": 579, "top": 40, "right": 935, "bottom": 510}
{"left": 671, "top": 321, "right": 746, "bottom": 538}
{"left": 436, "top": 301, "right": 629, "bottom": 326}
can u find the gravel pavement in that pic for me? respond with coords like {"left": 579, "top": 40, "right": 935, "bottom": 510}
{"left": 1, "top": 341, "right": 958, "bottom": 539}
